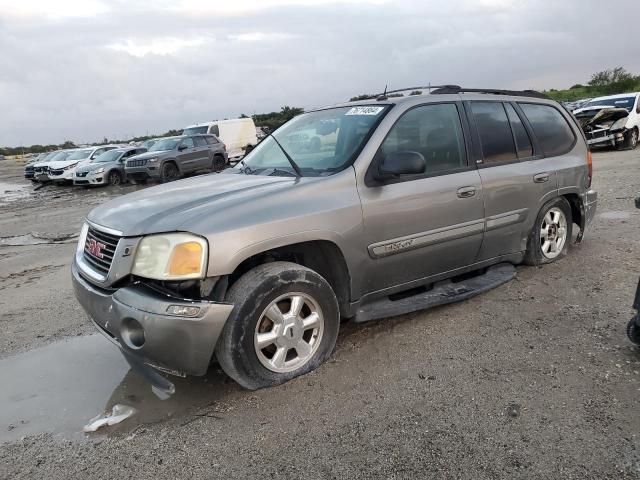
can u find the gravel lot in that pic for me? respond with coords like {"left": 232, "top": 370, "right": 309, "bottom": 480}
{"left": 1, "top": 149, "right": 639, "bottom": 479}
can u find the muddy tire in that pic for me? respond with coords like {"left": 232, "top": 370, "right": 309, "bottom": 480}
{"left": 625, "top": 128, "right": 638, "bottom": 150}
{"left": 212, "top": 155, "right": 226, "bottom": 171}
{"left": 216, "top": 261, "right": 340, "bottom": 390}
{"left": 107, "top": 170, "right": 122, "bottom": 186}
{"left": 628, "top": 316, "right": 640, "bottom": 345}
{"left": 524, "top": 197, "right": 573, "bottom": 266}
{"left": 160, "top": 162, "right": 179, "bottom": 183}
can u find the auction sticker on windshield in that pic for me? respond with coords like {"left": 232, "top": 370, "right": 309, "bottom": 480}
{"left": 345, "top": 106, "right": 385, "bottom": 116}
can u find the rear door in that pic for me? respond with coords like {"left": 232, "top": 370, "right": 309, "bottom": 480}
{"left": 193, "top": 136, "right": 212, "bottom": 169}
{"left": 465, "top": 100, "right": 558, "bottom": 260}
{"left": 357, "top": 102, "right": 485, "bottom": 293}
{"left": 177, "top": 137, "right": 198, "bottom": 172}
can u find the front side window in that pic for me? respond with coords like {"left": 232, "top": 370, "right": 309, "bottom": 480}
{"left": 380, "top": 103, "right": 466, "bottom": 175}
{"left": 235, "top": 105, "right": 389, "bottom": 176}
{"left": 181, "top": 137, "right": 195, "bottom": 149}
{"left": 519, "top": 103, "right": 575, "bottom": 157}
{"left": 470, "top": 102, "right": 517, "bottom": 164}
{"left": 505, "top": 103, "right": 533, "bottom": 158}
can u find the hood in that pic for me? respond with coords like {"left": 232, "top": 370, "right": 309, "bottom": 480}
{"left": 128, "top": 150, "right": 172, "bottom": 161}
{"left": 573, "top": 106, "right": 629, "bottom": 128}
{"left": 48, "top": 158, "right": 91, "bottom": 169}
{"left": 87, "top": 172, "right": 299, "bottom": 236}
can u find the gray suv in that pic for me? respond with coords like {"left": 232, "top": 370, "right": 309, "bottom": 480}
{"left": 74, "top": 147, "right": 147, "bottom": 186}
{"left": 125, "top": 134, "right": 227, "bottom": 183}
{"left": 72, "top": 87, "right": 597, "bottom": 395}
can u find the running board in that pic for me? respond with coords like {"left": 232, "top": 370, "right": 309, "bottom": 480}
{"left": 354, "top": 263, "right": 516, "bottom": 323}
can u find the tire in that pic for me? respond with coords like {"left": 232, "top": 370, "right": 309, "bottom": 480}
{"left": 216, "top": 261, "right": 340, "bottom": 390}
{"left": 212, "top": 155, "right": 225, "bottom": 171}
{"left": 160, "top": 162, "right": 179, "bottom": 183}
{"left": 625, "top": 128, "right": 638, "bottom": 150}
{"left": 524, "top": 197, "right": 573, "bottom": 266}
{"left": 107, "top": 170, "right": 122, "bottom": 186}
{"left": 627, "top": 316, "right": 640, "bottom": 345}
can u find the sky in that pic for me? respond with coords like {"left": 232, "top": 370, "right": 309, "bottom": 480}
{"left": 0, "top": 0, "right": 638, "bottom": 147}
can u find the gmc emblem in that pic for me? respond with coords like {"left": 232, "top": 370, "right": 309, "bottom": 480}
{"left": 86, "top": 238, "right": 106, "bottom": 259}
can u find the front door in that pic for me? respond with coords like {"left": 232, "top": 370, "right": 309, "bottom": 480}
{"left": 357, "top": 102, "right": 485, "bottom": 295}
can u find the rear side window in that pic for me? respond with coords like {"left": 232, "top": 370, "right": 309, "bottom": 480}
{"left": 194, "top": 136, "right": 207, "bottom": 147}
{"left": 210, "top": 125, "right": 220, "bottom": 136}
{"left": 380, "top": 103, "right": 466, "bottom": 175}
{"left": 519, "top": 103, "right": 575, "bottom": 157}
{"left": 504, "top": 103, "right": 533, "bottom": 158}
{"left": 205, "top": 136, "right": 218, "bottom": 145}
{"left": 470, "top": 102, "right": 517, "bottom": 163}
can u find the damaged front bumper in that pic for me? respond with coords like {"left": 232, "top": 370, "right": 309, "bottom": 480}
{"left": 71, "top": 261, "right": 234, "bottom": 395}
{"left": 586, "top": 128, "right": 626, "bottom": 147}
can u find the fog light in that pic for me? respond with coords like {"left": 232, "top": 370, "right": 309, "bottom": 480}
{"left": 121, "top": 318, "right": 145, "bottom": 349}
{"left": 166, "top": 305, "right": 200, "bottom": 317}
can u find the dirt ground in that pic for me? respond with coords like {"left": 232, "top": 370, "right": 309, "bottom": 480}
{"left": 0, "top": 150, "right": 639, "bottom": 479}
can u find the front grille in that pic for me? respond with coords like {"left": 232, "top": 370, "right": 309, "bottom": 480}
{"left": 83, "top": 226, "right": 121, "bottom": 275}
{"left": 49, "top": 169, "right": 64, "bottom": 176}
{"left": 76, "top": 171, "right": 88, "bottom": 177}
{"left": 75, "top": 180, "right": 89, "bottom": 185}
{"left": 34, "top": 166, "right": 49, "bottom": 174}
{"left": 127, "top": 159, "right": 148, "bottom": 167}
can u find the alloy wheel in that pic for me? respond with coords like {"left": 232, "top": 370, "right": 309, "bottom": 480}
{"left": 540, "top": 207, "right": 568, "bottom": 259}
{"left": 254, "top": 292, "right": 324, "bottom": 373}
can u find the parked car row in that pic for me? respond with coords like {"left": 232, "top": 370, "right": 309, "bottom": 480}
{"left": 25, "top": 134, "right": 229, "bottom": 187}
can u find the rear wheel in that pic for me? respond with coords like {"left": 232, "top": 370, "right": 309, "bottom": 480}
{"left": 216, "top": 261, "right": 340, "bottom": 390}
{"left": 160, "top": 162, "right": 179, "bottom": 183}
{"left": 627, "top": 316, "right": 640, "bottom": 345}
{"left": 524, "top": 197, "right": 572, "bottom": 266}
{"left": 107, "top": 170, "right": 122, "bottom": 186}
{"left": 213, "top": 155, "right": 226, "bottom": 171}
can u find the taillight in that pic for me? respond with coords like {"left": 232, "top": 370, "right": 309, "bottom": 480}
{"left": 586, "top": 150, "right": 593, "bottom": 188}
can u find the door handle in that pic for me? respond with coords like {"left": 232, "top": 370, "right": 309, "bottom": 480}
{"left": 533, "top": 173, "right": 550, "bottom": 183}
{"left": 456, "top": 186, "right": 476, "bottom": 198}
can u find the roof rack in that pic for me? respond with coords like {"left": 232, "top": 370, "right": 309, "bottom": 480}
{"left": 430, "top": 86, "right": 550, "bottom": 99}
{"left": 373, "top": 85, "right": 459, "bottom": 101}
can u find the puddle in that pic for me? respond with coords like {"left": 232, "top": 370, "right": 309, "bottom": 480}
{"left": 0, "top": 334, "right": 235, "bottom": 444}
{"left": 0, "top": 232, "right": 78, "bottom": 246}
{"left": 599, "top": 211, "right": 632, "bottom": 220}
{"left": 0, "top": 181, "right": 31, "bottom": 202}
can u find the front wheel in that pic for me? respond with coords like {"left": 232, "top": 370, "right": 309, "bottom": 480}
{"left": 107, "top": 170, "right": 122, "bottom": 186}
{"left": 524, "top": 197, "right": 573, "bottom": 266}
{"left": 625, "top": 128, "right": 639, "bottom": 150}
{"left": 160, "top": 162, "right": 179, "bottom": 183}
{"left": 216, "top": 262, "right": 340, "bottom": 390}
{"left": 628, "top": 316, "right": 640, "bottom": 345}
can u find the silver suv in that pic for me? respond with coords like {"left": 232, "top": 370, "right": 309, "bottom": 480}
{"left": 72, "top": 87, "right": 598, "bottom": 395}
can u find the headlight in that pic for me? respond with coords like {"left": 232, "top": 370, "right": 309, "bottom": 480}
{"left": 148, "top": 157, "right": 158, "bottom": 163}
{"left": 77, "top": 223, "right": 89, "bottom": 254}
{"left": 132, "top": 233, "right": 208, "bottom": 280}
{"left": 610, "top": 117, "right": 628, "bottom": 131}
{"left": 63, "top": 162, "right": 78, "bottom": 170}
{"left": 93, "top": 167, "right": 105, "bottom": 174}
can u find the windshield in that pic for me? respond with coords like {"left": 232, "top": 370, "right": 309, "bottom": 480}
{"left": 182, "top": 126, "right": 209, "bottom": 135}
{"left": 94, "top": 150, "right": 123, "bottom": 163}
{"left": 149, "top": 138, "right": 180, "bottom": 151}
{"left": 66, "top": 148, "right": 94, "bottom": 161}
{"left": 584, "top": 96, "right": 636, "bottom": 111}
{"left": 49, "top": 151, "right": 72, "bottom": 162}
{"left": 235, "top": 105, "right": 389, "bottom": 176}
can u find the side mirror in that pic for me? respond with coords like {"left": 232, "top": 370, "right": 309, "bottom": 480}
{"left": 178, "top": 144, "right": 188, "bottom": 151}
{"left": 375, "top": 151, "right": 426, "bottom": 180}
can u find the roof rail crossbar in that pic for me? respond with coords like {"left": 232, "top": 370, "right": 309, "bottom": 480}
{"left": 430, "top": 86, "right": 550, "bottom": 99}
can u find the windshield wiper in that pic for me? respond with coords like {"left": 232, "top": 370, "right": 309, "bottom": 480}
{"left": 267, "top": 168, "right": 298, "bottom": 177}
{"left": 268, "top": 134, "right": 303, "bottom": 177}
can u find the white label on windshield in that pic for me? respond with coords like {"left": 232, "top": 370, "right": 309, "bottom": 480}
{"left": 345, "top": 106, "right": 385, "bottom": 116}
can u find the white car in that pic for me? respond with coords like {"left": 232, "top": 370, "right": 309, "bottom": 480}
{"left": 48, "top": 145, "right": 119, "bottom": 184}
{"left": 32, "top": 149, "right": 76, "bottom": 182}
{"left": 182, "top": 118, "right": 258, "bottom": 160}
{"left": 573, "top": 92, "right": 640, "bottom": 149}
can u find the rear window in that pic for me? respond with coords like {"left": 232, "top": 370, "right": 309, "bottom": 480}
{"left": 519, "top": 103, "right": 576, "bottom": 157}
{"left": 470, "top": 102, "right": 517, "bottom": 164}
{"left": 504, "top": 103, "right": 533, "bottom": 158}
